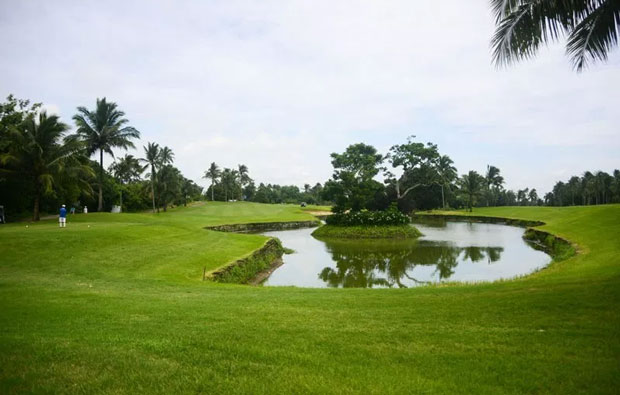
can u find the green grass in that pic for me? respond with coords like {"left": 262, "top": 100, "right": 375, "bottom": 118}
{"left": 0, "top": 203, "right": 619, "bottom": 393}
{"left": 312, "top": 224, "right": 421, "bottom": 239}
{"left": 300, "top": 204, "right": 332, "bottom": 212}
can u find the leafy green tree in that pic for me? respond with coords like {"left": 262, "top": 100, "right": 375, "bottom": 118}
{"left": 458, "top": 171, "right": 485, "bottom": 212}
{"left": 387, "top": 137, "right": 440, "bottom": 200}
{"left": 0, "top": 95, "right": 41, "bottom": 152}
{"left": 142, "top": 142, "right": 160, "bottom": 213}
{"left": 157, "top": 165, "right": 181, "bottom": 211}
{"left": 203, "top": 162, "right": 221, "bottom": 201}
{"left": 109, "top": 154, "right": 144, "bottom": 212}
{"left": 491, "top": 0, "right": 620, "bottom": 71}
{"left": 73, "top": 98, "right": 140, "bottom": 211}
{"left": 1, "top": 112, "right": 93, "bottom": 220}
{"left": 180, "top": 178, "right": 203, "bottom": 206}
{"left": 323, "top": 143, "right": 384, "bottom": 213}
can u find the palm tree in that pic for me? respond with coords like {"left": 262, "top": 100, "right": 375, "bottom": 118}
{"left": 156, "top": 146, "right": 175, "bottom": 210}
{"left": 203, "top": 162, "right": 221, "bottom": 201}
{"left": 458, "top": 171, "right": 484, "bottom": 212}
{"left": 158, "top": 146, "right": 174, "bottom": 166}
{"left": 437, "top": 155, "right": 457, "bottom": 209}
{"left": 491, "top": 0, "right": 620, "bottom": 71}
{"left": 485, "top": 165, "right": 504, "bottom": 206}
{"left": 528, "top": 188, "right": 539, "bottom": 205}
{"left": 73, "top": 98, "right": 140, "bottom": 211}
{"left": 238, "top": 164, "right": 251, "bottom": 200}
{"left": 220, "top": 168, "right": 239, "bottom": 202}
{"left": 142, "top": 142, "right": 160, "bottom": 213}
{"left": 1, "top": 112, "right": 93, "bottom": 220}
{"left": 109, "top": 154, "right": 144, "bottom": 212}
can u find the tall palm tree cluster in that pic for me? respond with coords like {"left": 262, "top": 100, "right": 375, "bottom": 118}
{"left": 0, "top": 95, "right": 202, "bottom": 221}
{"left": 545, "top": 170, "right": 620, "bottom": 205}
{"left": 203, "top": 163, "right": 252, "bottom": 202}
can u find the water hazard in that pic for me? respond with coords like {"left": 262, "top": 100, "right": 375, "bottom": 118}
{"left": 262, "top": 219, "right": 551, "bottom": 288}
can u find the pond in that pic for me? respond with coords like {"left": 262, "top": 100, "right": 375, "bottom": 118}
{"left": 261, "top": 219, "right": 551, "bottom": 288}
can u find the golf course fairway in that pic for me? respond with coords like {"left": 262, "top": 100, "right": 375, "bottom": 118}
{"left": 0, "top": 202, "right": 618, "bottom": 393}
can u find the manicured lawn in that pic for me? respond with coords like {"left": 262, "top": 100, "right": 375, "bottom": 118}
{"left": 0, "top": 203, "right": 618, "bottom": 393}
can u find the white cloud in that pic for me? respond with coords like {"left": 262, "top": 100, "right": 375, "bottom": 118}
{"left": 0, "top": 0, "right": 618, "bottom": 193}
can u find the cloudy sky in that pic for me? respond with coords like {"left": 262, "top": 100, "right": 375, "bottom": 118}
{"left": 1, "top": 0, "right": 618, "bottom": 194}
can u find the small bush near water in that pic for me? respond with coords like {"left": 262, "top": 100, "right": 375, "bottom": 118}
{"left": 326, "top": 208, "right": 410, "bottom": 226}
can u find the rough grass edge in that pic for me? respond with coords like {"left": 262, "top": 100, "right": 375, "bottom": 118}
{"left": 210, "top": 238, "right": 285, "bottom": 284}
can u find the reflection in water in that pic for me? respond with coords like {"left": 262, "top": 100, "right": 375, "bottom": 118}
{"left": 318, "top": 239, "right": 504, "bottom": 288}
{"left": 262, "top": 221, "right": 551, "bottom": 288}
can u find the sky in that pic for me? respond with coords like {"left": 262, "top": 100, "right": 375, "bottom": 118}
{"left": 1, "top": 0, "right": 618, "bottom": 194}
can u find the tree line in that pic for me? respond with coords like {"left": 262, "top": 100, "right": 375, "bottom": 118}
{"left": 0, "top": 95, "right": 202, "bottom": 221}
{"left": 544, "top": 171, "right": 620, "bottom": 206}
{"left": 321, "top": 138, "right": 619, "bottom": 213}
{"left": 203, "top": 162, "right": 326, "bottom": 205}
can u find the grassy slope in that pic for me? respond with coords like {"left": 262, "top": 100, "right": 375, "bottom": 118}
{"left": 0, "top": 203, "right": 619, "bottom": 394}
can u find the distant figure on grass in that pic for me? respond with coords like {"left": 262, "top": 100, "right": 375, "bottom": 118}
{"left": 83, "top": 206, "right": 88, "bottom": 214}
{"left": 59, "top": 205, "right": 67, "bottom": 228}
{"left": 70, "top": 206, "right": 76, "bottom": 215}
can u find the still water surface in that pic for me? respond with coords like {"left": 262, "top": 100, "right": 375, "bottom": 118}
{"left": 262, "top": 220, "right": 551, "bottom": 288}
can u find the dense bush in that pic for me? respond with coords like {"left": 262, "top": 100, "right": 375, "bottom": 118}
{"left": 325, "top": 207, "right": 410, "bottom": 226}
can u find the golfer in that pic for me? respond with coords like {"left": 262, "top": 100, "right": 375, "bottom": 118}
{"left": 59, "top": 205, "right": 67, "bottom": 228}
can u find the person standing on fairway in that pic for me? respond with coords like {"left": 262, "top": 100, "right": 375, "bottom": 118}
{"left": 59, "top": 205, "right": 67, "bottom": 228}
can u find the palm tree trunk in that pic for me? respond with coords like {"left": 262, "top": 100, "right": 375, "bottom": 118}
{"left": 33, "top": 185, "right": 40, "bottom": 221}
{"left": 98, "top": 149, "right": 104, "bottom": 212}
{"left": 211, "top": 180, "right": 214, "bottom": 201}
{"left": 119, "top": 187, "right": 123, "bottom": 213}
{"left": 441, "top": 185, "right": 445, "bottom": 209}
{"left": 150, "top": 169, "right": 156, "bottom": 213}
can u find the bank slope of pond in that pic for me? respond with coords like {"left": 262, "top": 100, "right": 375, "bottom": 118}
{"left": 311, "top": 224, "right": 422, "bottom": 239}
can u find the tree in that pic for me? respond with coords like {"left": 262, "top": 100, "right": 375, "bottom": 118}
{"left": 157, "top": 164, "right": 181, "bottom": 211}
{"left": 109, "top": 154, "right": 144, "bottom": 212}
{"left": 528, "top": 188, "right": 539, "bottom": 205}
{"left": 155, "top": 146, "right": 175, "bottom": 211}
{"left": 73, "top": 98, "right": 140, "bottom": 211}
{"left": 1, "top": 112, "right": 93, "bottom": 220}
{"left": 323, "top": 143, "right": 385, "bottom": 213}
{"left": 220, "top": 168, "right": 240, "bottom": 202}
{"left": 238, "top": 164, "right": 252, "bottom": 200}
{"left": 203, "top": 162, "right": 221, "bottom": 201}
{"left": 1, "top": 95, "right": 41, "bottom": 151}
{"left": 485, "top": 165, "right": 504, "bottom": 206}
{"left": 458, "top": 171, "right": 484, "bottom": 212}
{"left": 142, "top": 142, "right": 160, "bottom": 213}
{"left": 437, "top": 155, "right": 457, "bottom": 209}
{"left": 386, "top": 137, "right": 440, "bottom": 204}
{"left": 491, "top": 0, "right": 620, "bottom": 71}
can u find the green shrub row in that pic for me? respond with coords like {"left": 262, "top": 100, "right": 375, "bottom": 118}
{"left": 326, "top": 208, "right": 410, "bottom": 226}
{"left": 312, "top": 225, "right": 421, "bottom": 239}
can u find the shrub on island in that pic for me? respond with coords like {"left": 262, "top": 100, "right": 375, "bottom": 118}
{"left": 325, "top": 208, "right": 411, "bottom": 226}
{"left": 313, "top": 207, "right": 421, "bottom": 239}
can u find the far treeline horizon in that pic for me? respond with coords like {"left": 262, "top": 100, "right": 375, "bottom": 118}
{"left": 1, "top": 95, "right": 619, "bottom": 222}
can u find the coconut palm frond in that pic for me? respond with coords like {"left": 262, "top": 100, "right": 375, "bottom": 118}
{"left": 566, "top": 0, "right": 620, "bottom": 70}
{"left": 491, "top": 0, "right": 619, "bottom": 70}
